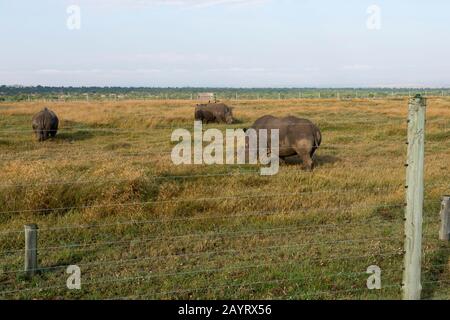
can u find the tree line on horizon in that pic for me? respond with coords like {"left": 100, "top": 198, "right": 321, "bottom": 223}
{"left": 0, "top": 85, "right": 447, "bottom": 101}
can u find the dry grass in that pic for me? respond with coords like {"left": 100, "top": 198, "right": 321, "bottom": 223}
{"left": 0, "top": 98, "right": 448, "bottom": 300}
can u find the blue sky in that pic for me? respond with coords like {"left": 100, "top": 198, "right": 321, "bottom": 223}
{"left": 1, "top": 0, "right": 450, "bottom": 87}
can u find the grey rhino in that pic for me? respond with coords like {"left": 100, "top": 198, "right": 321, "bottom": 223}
{"left": 32, "top": 107, "right": 59, "bottom": 141}
{"left": 247, "top": 115, "right": 322, "bottom": 171}
{"left": 195, "top": 103, "right": 234, "bottom": 124}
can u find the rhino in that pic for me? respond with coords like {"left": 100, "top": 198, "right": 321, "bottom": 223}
{"left": 246, "top": 115, "right": 322, "bottom": 171}
{"left": 195, "top": 103, "right": 234, "bottom": 124}
{"left": 32, "top": 107, "right": 59, "bottom": 141}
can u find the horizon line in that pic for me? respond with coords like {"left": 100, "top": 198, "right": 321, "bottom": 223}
{"left": 2, "top": 85, "right": 450, "bottom": 90}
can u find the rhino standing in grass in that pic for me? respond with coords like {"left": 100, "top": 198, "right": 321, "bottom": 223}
{"left": 247, "top": 115, "right": 322, "bottom": 171}
{"left": 32, "top": 107, "right": 59, "bottom": 141}
{"left": 195, "top": 103, "right": 234, "bottom": 124}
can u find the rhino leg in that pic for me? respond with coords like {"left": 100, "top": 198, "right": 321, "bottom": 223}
{"left": 292, "top": 141, "right": 314, "bottom": 171}
{"left": 300, "top": 153, "right": 313, "bottom": 171}
{"left": 297, "top": 151, "right": 314, "bottom": 171}
{"left": 50, "top": 128, "right": 57, "bottom": 138}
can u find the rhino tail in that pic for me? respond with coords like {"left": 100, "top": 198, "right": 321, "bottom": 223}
{"left": 314, "top": 128, "right": 322, "bottom": 148}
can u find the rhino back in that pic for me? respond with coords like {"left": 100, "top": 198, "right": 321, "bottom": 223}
{"left": 209, "top": 103, "right": 231, "bottom": 117}
{"left": 251, "top": 115, "right": 279, "bottom": 129}
{"left": 32, "top": 108, "right": 59, "bottom": 139}
{"left": 196, "top": 103, "right": 232, "bottom": 123}
{"left": 32, "top": 110, "right": 50, "bottom": 130}
{"left": 251, "top": 115, "right": 320, "bottom": 155}
{"left": 40, "top": 110, "right": 55, "bottom": 130}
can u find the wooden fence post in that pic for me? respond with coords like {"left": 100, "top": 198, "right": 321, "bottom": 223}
{"left": 402, "top": 94, "right": 427, "bottom": 300}
{"left": 24, "top": 224, "right": 38, "bottom": 277}
{"left": 439, "top": 196, "right": 450, "bottom": 241}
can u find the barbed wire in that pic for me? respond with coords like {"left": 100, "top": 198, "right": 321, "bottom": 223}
{"left": 0, "top": 239, "right": 404, "bottom": 276}
{"left": 114, "top": 278, "right": 401, "bottom": 300}
{"left": 1, "top": 230, "right": 438, "bottom": 263}
{"left": 3, "top": 135, "right": 446, "bottom": 156}
{"left": 0, "top": 208, "right": 442, "bottom": 252}
{"left": 423, "top": 280, "right": 450, "bottom": 286}
{"left": 0, "top": 229, "right": 414, "bottom": 260}
{"left": 1, "top": 120, "right": 447, "bottom": 146}
{"left": 1, "top": 117, "right": 448, "bottom": 134}
{"left": 2, "top": 198, "right": 446, "bottom": 237}
{"left": 0, "top": 151, "right": 408, "bottom": 164}
{"left": 0, "top": 185, "right": 408, "bottom": 215}
{"left": 0, "top": 169, "right": 447, "bottom": 190}
{"left": 0, "top": 141, "right": 418, "bottom": 161}
{"left": 0, "top": 171, "right": 259, "bottom": 188}
{"left": 109, "top": 270, "right": 403, "bottom": 300}
{"left": 0, "top": 210, "right": 422, "bottom": 251}
{"left": 0, "top": 203, "right": 407, "bottom": 236}
{"left": 8, "top": 126, "right": 447, "bottom": 150}
{"left": 0, "top": 120, "right": 415, "bottom": 134}
{"left": 0, "top": 251, "right": 403, "bottom": 296}
{"left": 3, "top": 227, "right": 404, "bottom": 254}
{"left": 5, "top": 253, "right": 446, "bottom": 299}
{"left": 2, "top": 143, "right": 448, "bottom": 164}
{"left": 422, "top": 263, "right": 450, "bottom": 271}
{"left": 1, "top": 222, "right": 404, "bottom": 255}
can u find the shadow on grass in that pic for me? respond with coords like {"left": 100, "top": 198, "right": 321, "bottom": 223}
{"left": 283, "top": 154, "right": 340, "bottom": 167}
{"left": 0, "top": 139, "right": 13, "bottom": 146}
{"left": 315, "top": 154, "right": 340, "bottom": 167}
{"left": 231, "top": 118, "right": 245, "bottom": 125}
{"left": 53, "top": 120, "right": 99, "bottom": 142}
{"left": 56, "top": 130, "right": 95, "bottom": 142}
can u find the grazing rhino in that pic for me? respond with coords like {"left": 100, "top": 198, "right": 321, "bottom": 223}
{"left": 32, "top": 107, "right": 59, "bottom": 141}
{"left": 195, "top": 107, "right": 216, "bottom": 124}
{"left": 247, "top": 115, "right": 321, "bottom": 171}
{"left": 195, "top": 103, "right": 234, "bottom": 124}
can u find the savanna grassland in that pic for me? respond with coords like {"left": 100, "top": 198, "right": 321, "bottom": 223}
{"left": 0, "top": 98, "right": 449, "bottom": 300}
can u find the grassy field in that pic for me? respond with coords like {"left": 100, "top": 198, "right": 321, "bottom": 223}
{"left": 0, "top": 98, "right": 449, "bottom": 300}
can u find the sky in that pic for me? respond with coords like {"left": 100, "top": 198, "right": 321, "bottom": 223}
{"left": 1, "top": 0, "right": 450, "bottom": 87}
